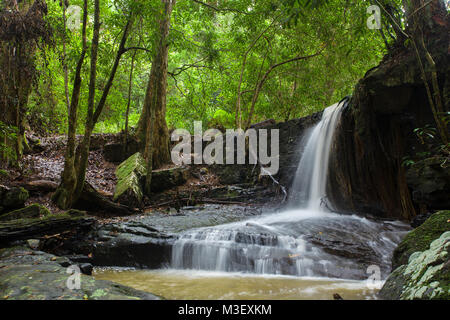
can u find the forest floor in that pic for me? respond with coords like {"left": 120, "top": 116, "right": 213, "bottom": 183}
{"left": 1, "top": 133, "right": 246, "bottom": 224}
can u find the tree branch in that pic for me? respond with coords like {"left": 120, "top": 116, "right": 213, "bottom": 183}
{"left": 191, "top": 0, "right": 248, "bottom": 14}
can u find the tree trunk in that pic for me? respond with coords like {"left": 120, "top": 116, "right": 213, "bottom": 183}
{"left": 135, "top": 0, "right": 174, "bottom": 170}
{"left": 53, "top": 0, "right": 88, "bottom": 209}
{"left": 54, "top": 6, "right": 134, "bottom": 209}
{"left": 124, "top": 49, "right": 137, "bottom": 152}
{"left": 73, "top": 0, "right": 100, "bottom": 200}
{"left": 0, "top": 0, "right": 46, "bottom": 164}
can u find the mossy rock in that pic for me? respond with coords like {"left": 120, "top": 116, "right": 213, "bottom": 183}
{"left": 379, "top": 231, "right": 450, "bottom": 300}
{"left": 0, "top": 204, "right": 51, "bottom": 221}
{"left": 113, "top": 152, "right": 146, "bottom": 207}
{"left": 392, "top": 210, "right": 450, "bottom": 269}
{"left": 0, "top": 246, "right": 162, "bottom": 300}
{"left": 1, "top": 187, "right": 29, "bottom": 210}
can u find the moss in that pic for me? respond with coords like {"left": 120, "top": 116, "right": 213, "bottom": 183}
{"left": 400, "top": 231, "right": 450, "bottom": 300}
{"left": 0, "top": 204, "right": 51, "bottom": 221}
{"left": 380, "top": 231, "right": 450, "bottom": 300}
{"left": 113, "top": 152, "right": 146, "bottom": 206}
{"left": 1, "top": 187, "right": 29, "bottom": 209}
{"left": 392, "top": 210, "right": 450, "bottom": 269}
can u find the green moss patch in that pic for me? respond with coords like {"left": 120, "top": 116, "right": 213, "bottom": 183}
{"left": 113, "top": 152, "right": 146, "bottom": 207}
{"left": 0, "top": 204, "right": 51, "bottom": 221}
{"left": 392, "top": 210, "right": 450, "bottom": 269}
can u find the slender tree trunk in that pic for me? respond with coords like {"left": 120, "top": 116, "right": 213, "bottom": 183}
{"left": 75, "top": 14, "right": 133, "bottom": 205}
{"left": 61, "top": 0, "right": 70, "bottom": 113}
{"left": 136, "top": 0, "right": 174, "bottom": 170}
{"left": 54, "top": 5, "right": 134, "bottom": 209}
{"left": 73, "top": 0, "right": 100, "bottom": 200}
{"left": 53, "top": 0, "right": 88, "bottom": 209}
{"left": 124, "top": 49, "right": 137, "bottom": 152}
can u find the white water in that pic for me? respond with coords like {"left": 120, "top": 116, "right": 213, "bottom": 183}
{"left": 289, "top": 102, "right": 344, "bottom": 210}
{"left": 169, "top": 101, "right": 408, "bottom": 279}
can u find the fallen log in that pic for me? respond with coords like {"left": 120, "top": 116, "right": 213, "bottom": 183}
{"left": 0, "top": 211, "right": 95, "bottom": 243}
{"left": 17, "top": 180, "right": 59, "bottom": 194}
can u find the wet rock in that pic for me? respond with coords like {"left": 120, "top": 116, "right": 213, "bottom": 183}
{"left": 392, "top": 210, "right": 450, "bottom": 270}
{"left": 326, "top": 30, "right": 448, "bottom": 220}
{"left": 63, "top": 254, "right": 92, "bottom": 264}
{"left": 68, "top": 205, "right": 261, "bottom": 268}
{"left": 1, "top": 186, "right": 29, "bottom": 211}
{"left": 26, "top": 239, "right": 40, "bottom": 250}
{"left": 113, "top": 152, "right": 146, "bottom": 207}
{"left": 0, "top": 246, "right": 161, "bottom": 300}
{"left": 79, "top": 263, "right": 93, "bottom": 275}
{"left": 379, "top": 231, "right": 450, "bottom": 300}
{"left": 0, "top": 204, "right": 51, "bottom": 221}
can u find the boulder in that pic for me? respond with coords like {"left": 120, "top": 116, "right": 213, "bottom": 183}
{"left": 1, "top": 186, "right": 29, "bottom": 211}
{"left": 0, "top": 246, "right": 162, "bottom": 300}
{"left": 113, "top": 152, "right": 146, "bottom": 207}
{"left": 392, "top": 210, "right": 450, "bottom": 269}
{"left": 104, "top": 139, "right": 140, "bottom": 163}
{"left": 0, "top": 203, "right": 51, "bottom": 221}
{"left": 151, "top": 166, "right": 189, "bottom": 193}
{"left": 379, "top": 231, "right": 450, "bottom": 300}
{"left": 212, "top": 164, "right": 253, "bottom": 185}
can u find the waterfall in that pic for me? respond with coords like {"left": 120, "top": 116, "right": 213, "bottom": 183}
{"left": 169, "top": 100, "right": 406, "bottom": 279}
{"left": 288, "top": 101, "right": 345, "bottom": 210}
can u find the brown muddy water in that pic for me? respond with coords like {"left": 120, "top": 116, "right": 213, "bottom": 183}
{"left": 93, "top": 268, "right": 382, "bottom": 300}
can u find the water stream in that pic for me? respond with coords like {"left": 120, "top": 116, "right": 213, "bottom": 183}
{"left": 95, "top": 101, "right": 409, "bottom": 298}
{"left": 169, "top": 101, "right": 406, "bottom": 279}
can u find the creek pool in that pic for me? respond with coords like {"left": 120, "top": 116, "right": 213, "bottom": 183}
{"left": 93, "top": 268, "right": 383, "bottom": 300}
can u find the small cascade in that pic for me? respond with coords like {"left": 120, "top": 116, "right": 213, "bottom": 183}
{"left": 170, "top": 100, "right": 407, "bottom": 279}
{"left": 288, "top": 102, "right": 344, "bottom": 210}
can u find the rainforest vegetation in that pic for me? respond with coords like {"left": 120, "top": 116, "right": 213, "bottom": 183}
{"left": 0, "top": 0, "right": 448, "bottom": 302}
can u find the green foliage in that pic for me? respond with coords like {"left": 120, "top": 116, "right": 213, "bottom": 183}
{"left": 414, "top": 125, "right": 436, "bottom": 145}
{"left": 0, "top": 121, "right": 17, "bottom": 161}
{"left": 25, "top": 0, "right": 392, "bottom": 135}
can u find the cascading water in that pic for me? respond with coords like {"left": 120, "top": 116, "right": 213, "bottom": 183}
{"left": 288, "top": 102, "right": 344, "bottom": 210}
{"left": 170, "top": 100, "right": 407, "bottom": 280}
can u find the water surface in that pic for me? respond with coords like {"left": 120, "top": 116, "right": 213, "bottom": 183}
{"left": 94, "top": 268, "right": 382, "bottom": 300}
